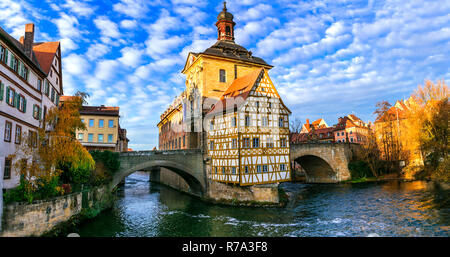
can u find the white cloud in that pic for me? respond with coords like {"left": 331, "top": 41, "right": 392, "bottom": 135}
{"left": 325, "top": 21, "right": 347, "bottom": 37}
{"left": 174, "top": 6, "right": 208, "bottom": 26}
{"left": 118, "top": 47, "right": 144, "bottom": 68}
{"left": 171, "top": 0, "right": 207, "bottom": 7}
{"left": 0, "top": 0, "right": 29, "bottom": 38}
{"left": 120, "top": 19, "right": 138, "bottom": 29}
{"left": 61, "top": 0, "right": 96, "bottom": 17}
{"left": 85, "top": 43, "right": 110, "bottom": 61}
{"left": 146, "top": 35, "right": 184, "bottom": 57}
{"left": 60, "top": 38, "right": 78, "bottom": 52}
{"left": 94, "top": 16, "right": 121, "bottom": 39}
{"left": 235, "top": 17, "right": 280, "bottom": 46}
{"left": 95, "top": 60, "right": 120, "bottom": 81}
{"left": 63, "top": 53, "right": 89, "bottom": 76}
{"left": 237, "top": 3, "right": 273, "bottom": 21}
{"left": 54, "top": 13, "right": 80, "bottom": 39}
{"left": 113, "top": 0, "right": 151, "bottom": 18}
{"left": 148, "top": 9, "right": 181, "bottom": 36}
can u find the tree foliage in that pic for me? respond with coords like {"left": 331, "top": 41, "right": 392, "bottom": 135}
{"left": 5, "top": 92, "right": 95, "bottom": 203}
{"left": 405, "top": 80, "right": 449, "bottom": 181}
{"left": 360, "top": 126, "right": 382, "bottom": 177}
{"left": 374, "top": 100, "right": 407, "bottom": 173}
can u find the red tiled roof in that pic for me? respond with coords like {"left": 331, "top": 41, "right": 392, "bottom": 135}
{"left": 32, "top": 42, "right": 60, "bottom": 74}
{"left": 208, "top": 69, "right": 263, "bottom": 115}
{"left": 222, "top": 68, "right": 263, "bottom": 98}
{"left": 312, "top": 118, "right": 323, "bottom": 125}
{"left": 80, "top": 106, "right": 120, "bottom": 116}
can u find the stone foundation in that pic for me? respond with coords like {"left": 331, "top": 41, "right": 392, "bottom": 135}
{"left": 206, "top": 181, "right": 280, "bottom": 205}
{"left": 149, "top": 168, "right": 281, "bottom": 206}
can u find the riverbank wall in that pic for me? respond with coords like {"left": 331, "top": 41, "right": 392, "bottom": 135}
{"left": 0, "top": 185, "right": 113, "bottom": 237}
{"left": 151, "top": 167, "right": 284, "bottom": 207}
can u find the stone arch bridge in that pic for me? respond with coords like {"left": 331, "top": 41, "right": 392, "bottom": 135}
{"left": 111, "top": 149, "right": 206, "bottom": 197}
{"left": 290, "top": 143, "right": 361, "bottom": 183}
{"left": 111, "top": 143, "right": 361, "bottom": 195}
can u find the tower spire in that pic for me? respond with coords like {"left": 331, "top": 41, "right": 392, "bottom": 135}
{"left": 216, "top": 1, "right": 235, "bottom": 41}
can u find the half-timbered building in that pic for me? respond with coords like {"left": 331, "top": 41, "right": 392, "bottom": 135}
{"left": 206, "top": 68, "right": 291, "bottom": 185}
{"left": 157, "top": 2, "right": 292, "bottom": 186}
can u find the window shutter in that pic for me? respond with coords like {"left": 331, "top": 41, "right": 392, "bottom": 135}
{"left": 18, "top": 61, "right": 22, "bottom": 76}
{"left": 6, "top": 86, "right": 10, "bottom": 103}
{"left": 4, "top": 49, "right": 8, "bottom": 64}
{"left": 38, "top": 106, "right": 42, "bottom": 120}
{"left": 23, "top": 97, "right": 27, "bottom": 112}
{"left": 0, "top": 82, "right": 3, "bottom": 101}
{"left": 9, "top": 54, "right": 14, "bottom": 69}
{"left": 15, "top": 92, "right": 20, "bottom": 109}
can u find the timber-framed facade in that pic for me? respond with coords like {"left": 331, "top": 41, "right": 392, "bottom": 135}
{"left": 157, "top": 2, "right": 292, "bottom": 186}
{"left": 206, "top": 69, "right": 291, "bottom": 186}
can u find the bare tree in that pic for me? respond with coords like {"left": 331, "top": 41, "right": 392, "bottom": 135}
{"left": 361, "top": 126, "right": 381, "bottom": 177}
{"left": 374, "top": 101, "right": 404, "bottom": 173}
{"left": 289, "top": 117, "right": 303, "bottom": 133}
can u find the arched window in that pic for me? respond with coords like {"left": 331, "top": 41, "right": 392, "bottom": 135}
{"left": 226, "top": 26, "right": 231, "bottom": 36}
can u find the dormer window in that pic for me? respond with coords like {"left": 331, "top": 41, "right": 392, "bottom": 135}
{"left": 219, "top": 69, "right": 226, "bottom": 82}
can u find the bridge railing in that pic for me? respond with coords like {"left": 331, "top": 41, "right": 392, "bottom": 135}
{"left": 120, "top": 149, "right": 202, "bottom": 157}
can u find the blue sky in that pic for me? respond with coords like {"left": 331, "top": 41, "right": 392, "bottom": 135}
{"left": 1, "top": 0, "right": 449, "bottom": 150}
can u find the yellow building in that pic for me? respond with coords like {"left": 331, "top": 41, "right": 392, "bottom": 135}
{"left": 158, "top": 2, "right": 291, "bottom": 186}
{"left": 158, "top": 2, "right": 273, "bottom": 149}
{"left": 75, "top": 105, "right": 128, "bottom": 152}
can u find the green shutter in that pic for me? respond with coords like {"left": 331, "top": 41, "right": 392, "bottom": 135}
{"left": 4, "top": 49, "right": 8, "bottom": 64}
{"left": 15, "top": 92, "right": 19, "bottom": 109}
{"left": 18, "top": 61, "right": 22, "bottom": 76}
{"left": 9, "top": 54, "right": 14, "bottom": 69}
{"left": 6, "top": 86, "right": 10, "bottom": 103}
{"left": 0, "top": 82, "right": 3, "bottom": 101}
{"left": 38, "top": 106, "right": 42, "bottom": 120}
{"left": 23, "top": 97, "right": 27, "bottom": 112}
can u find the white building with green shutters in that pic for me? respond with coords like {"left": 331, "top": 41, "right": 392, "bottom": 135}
{"left": 0, "top": 23, "right": 63, "bottom": 204}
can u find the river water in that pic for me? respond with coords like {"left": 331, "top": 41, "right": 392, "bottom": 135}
{"left": 77, "top": 172, "right": 449, "bottom": 237}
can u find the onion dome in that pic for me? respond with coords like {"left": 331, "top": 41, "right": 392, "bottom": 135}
{"left": 217, "top": 1, "right": 233, "bottom": 21}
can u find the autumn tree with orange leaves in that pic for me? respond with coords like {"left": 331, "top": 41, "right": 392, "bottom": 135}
{"left": 404, "top": 80, "right": 449, "bottom": 182}
{"left": 5, "top": 92, "right": 95, "bottom": 203}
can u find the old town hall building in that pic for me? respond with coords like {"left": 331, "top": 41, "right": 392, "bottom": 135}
{"left": 157, "top": 2, "right": 291, "bottom": 186}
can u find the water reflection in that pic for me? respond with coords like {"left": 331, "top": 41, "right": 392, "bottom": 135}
{"left": 77, "top": 172, "right": 450, "bottom": 237}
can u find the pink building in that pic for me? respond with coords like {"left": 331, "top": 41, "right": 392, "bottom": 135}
{"left": 334, "top": 115, "right": 370, "bottom": 143}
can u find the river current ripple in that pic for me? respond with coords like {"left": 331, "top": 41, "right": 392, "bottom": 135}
{"left": 77, "top": 172, "right": 450, "bottom": 237}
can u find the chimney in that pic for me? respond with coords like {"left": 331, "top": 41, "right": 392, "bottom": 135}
{"left": 24, "top": 23, "right": 35, "bottom": 58}
{"left": 306, "top": 119, "right": 310, "bottom": 125}
{"left": 19, "top": 36, "right": 24, "bottom": 44}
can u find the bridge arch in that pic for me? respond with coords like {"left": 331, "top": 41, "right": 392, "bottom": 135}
{"left": 111, "top": 157, "right": 205, "bottom": 197}
{"left": 293, "top": 155, "right": 339, "bottom": 183}
{"left": 290, "top": 143, "right": 353, "bottom": 183}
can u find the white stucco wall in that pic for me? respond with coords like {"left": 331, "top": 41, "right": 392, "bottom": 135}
{"left": 0, "top": 42, "right": 50, "bottom": 189}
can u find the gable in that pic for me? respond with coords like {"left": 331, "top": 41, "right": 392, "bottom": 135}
{"left": 250, "top": 69, "right": 280, "bottom": 98}
{"left": 181, "top": 52, "right": 199, "bottom": 74}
